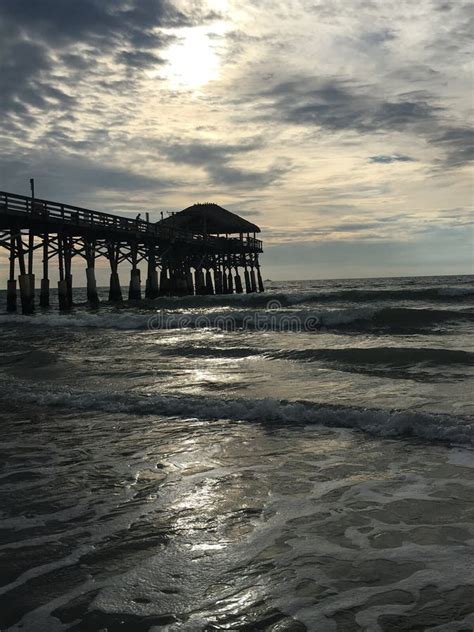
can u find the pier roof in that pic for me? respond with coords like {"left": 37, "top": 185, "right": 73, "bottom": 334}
{"left": 158, "top": 203, "right": 260, "bottom": 235}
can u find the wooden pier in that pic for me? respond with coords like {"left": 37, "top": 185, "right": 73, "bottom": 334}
{"left": 0, "top": 191, "right": 265, "bottom": 314}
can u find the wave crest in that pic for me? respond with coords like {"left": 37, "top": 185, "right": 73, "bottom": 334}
{"left": 1, "top": 382, "right": 472, "bottom": 446}
{"left": 0, "top": 305, "right": 471, "bottom": 332}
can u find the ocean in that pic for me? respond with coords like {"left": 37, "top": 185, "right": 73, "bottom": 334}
{"left": 0, "top": 274, "right": 473, "bottom": 631}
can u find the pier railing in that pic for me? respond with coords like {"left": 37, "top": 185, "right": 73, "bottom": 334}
{"left": 0, "top": 191, "right": 263, "bottom": 252}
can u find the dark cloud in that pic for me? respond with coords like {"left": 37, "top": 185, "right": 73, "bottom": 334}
{"left": 0, "top": 33, "right": 53, "bottom": 119}
{"left": 0, "top": 0, "right": 218, "bottom": 129}
{"left": 250, "top": 76, "right": 472, "bottom": 169}
{"left": 434, "top": 2, "right": 454, "bottom": 11}
{"left": 0, "top": 151, "right": 175, "bottom": 202}
{"left": 161, "top": 141, "right": 261, "bottom": 166}
{"left": 0, "top": 0, "right": 194, "bottom": 48}
{"left": 432, "top": 127, "right": 474, "bottom": 169}
{"left": 369, "top": 154, "right": 415, "bottom": 163}
{"left": 360, "top": 29, "right": 396, "bottom": 46}
{"left": 255, "top": 78, "right": 440, "bottom": 133}
{"left": 161, "top": 141, "right": 290, "bottom": 188}
{"left": 116, "top": 50, "right": 165, "bottom": 69}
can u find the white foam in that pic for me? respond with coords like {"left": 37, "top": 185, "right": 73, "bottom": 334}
{"left": 0, "top": 307, "right": 378, "bottom": 332}
{"left": 0, "top": 311, "right": 151, "bottom": 330}
{"left": 2, "top": 381, "right": 473, "bottom": 446}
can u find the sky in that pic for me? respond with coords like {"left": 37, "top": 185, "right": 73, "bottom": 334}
{"left": 0, "top": 0, "right": 473, "bottom": 281}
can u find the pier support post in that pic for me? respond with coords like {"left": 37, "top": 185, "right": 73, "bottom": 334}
{"left": 40, "top": 234, "right": 50, "bottom": 307}
{"left": 58, "top": 279, "right": 69, "bottom": 311}
{"left": 234, "top": 271, "right": 243, "bottom": 294}
{"left": 85, "top": 241, "right": 99, "bottom": 306}
{"left": 194, "top": 268, "right": 206, "bottom": 295}
{"left": 86, "top": 268, "right": 99, "bottom": 306}
{"left": 40, "top": 279, "right": 50, "bottom": 307}
{"left": 250, "top": 268, "right": 257, "bottom": 293}
{"left": 7, "top": 233, "right": 17, "bottom": 312}
{"left": 244, "top": 268, "right": 252, "bottom": 294}
{"left": 205, "top": 269, "right": 214, "bottom": 295}
{"left": 66, "top": 274, "right": 73, "bottom": 308}
{"left": 128, "top": 244, "right": 141, "bottom": 301}
{"left": 227, "top": 271, "right": 234, "bottom": 294}
{"left": 16, "top": 232, "right": 35, "bottom": 313}
{"left": 57, "top": 235, "right": 67, "bottom": 311}
{"left": 177, "top": 271, "right": 188, "bottom": 296}
{"left": 107, "top": 243, "right": 122, "bottom": 302}
{"left": 214, "top": 268, "right": 223, "bottom": 294}
{"left": 186, "top": 268, "right": 194, "bottom": 295}
{"left": 145, "top": 249, "right": 159, "bottom": 299}
{"left": 145, "top": 269, "right": 159, "bottom": 299}
{"left": 109, "top": 272, "right": 123, "bottom": 302}
{"left": 129, "top": 268, "right": 141, "bottom": 300}
{"left": 19, "top": 274, "right": 35, "bottom": 314}
{"left": 145, "top": 272, "right": 158, "bottom": 299}
{"left": 256, "top": 267, "right": 265, "bottom": 293}
{"left": 63, "top": 237, "right": 73, "bottom": 308}
{"left": 159, "top": 267, "right": 169, "bottom": 296}
{"left": 222, "top": 269, "right": 228, "bottom": 294}
{"left": 168, "top": 269, "right": 178, "bottom": 295}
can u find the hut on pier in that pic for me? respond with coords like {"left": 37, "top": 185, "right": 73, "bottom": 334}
{"left": 158, "top": 203, "right": 260, "bottom": 238}
{"left": 156, "top": 203, "right": 264, "bottom": 295}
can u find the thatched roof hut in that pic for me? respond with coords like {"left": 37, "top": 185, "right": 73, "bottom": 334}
{"left": 157, "top": 203, "right": 260, "bottom": 236}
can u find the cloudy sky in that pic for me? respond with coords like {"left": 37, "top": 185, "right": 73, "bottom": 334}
{"left": 1, "top": 0, "right": 472, "bottom": 280}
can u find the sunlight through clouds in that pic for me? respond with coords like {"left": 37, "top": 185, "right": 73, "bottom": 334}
{"left": 154, "top": 24, "right": 228, "bottom": 90}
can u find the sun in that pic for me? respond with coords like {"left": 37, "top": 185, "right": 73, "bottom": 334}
{"left": 161, "top": 27, "right": 221, "bottom": 90}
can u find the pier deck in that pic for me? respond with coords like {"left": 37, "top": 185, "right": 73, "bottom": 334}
{"left": 0, "top": 190, "right": 264, "bottom": 313}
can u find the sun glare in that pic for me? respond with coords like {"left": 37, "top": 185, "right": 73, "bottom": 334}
{"left": 160, "top": 27, "right": 221, "bottom": 89}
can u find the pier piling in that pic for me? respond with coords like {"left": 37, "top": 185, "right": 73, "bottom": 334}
{"left": 257, "top": 266, "right": 265, "bottom": 293}
{"left": 159, "top": 267, "right": 169, "bottom": 296}
{"left": 214, "top": 268, "right": 223, "bottom": 294}
{"left": 250, "top": 268, "right": 257, "bottom": 293}
{"left": 145, "top": 248, "right": 159, "bottom": 299}
{"left": 244, "top": 268, "right": 251, "bottom": 294}
{"left": 227, "top": 270, "right": 234, "bottom": 294}
{"left": 129, "top": 269, "right": 141, "bottom": 301}
{"left": 58, "top": 279, "right": 69, "bottom": 311}
{"left": 7, "top": 233, "right": 17, "bottom": 312}
{"left": 186, "top": 268, "right": 194, "bottom": 295}
{"left": 109, "top": 272, "right": 123, "bottom": 302}
{"left": 18, "top": 274, "right": 35, "bottom": 314}
{"left": 234, "top": 271, "right": 243, "bottom": 294}
{"left": 205, "top": 269, "right": 214, "bottom": 295}
{"left": 39, "top": 234, "right": 49, "bottom": 307}
{"left": 85, "top": 241, "right": 99, "bottom": 306}
{"left": 86, "top": 267, "right": 99, "bottom": 305}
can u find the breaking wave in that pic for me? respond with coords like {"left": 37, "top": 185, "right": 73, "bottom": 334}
{"left": 1, "top": 381, "right": 472, "bottom": 447}
{"left": 0, "top": 303, "right": 474, "bottom": 332}
{"left": 0, "top": 305, "right": 472, "bottom": 332}
{"left": 144, "top": 286, "right": 474, "bottom": 308}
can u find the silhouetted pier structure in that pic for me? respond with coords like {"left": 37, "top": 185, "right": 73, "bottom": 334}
{"left": 0, "top": 191, "right": 264, "bottom": 314}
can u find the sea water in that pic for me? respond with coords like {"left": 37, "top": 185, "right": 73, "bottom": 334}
{"left": 0, "top": 275, "right": 473, "bottom": 631}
